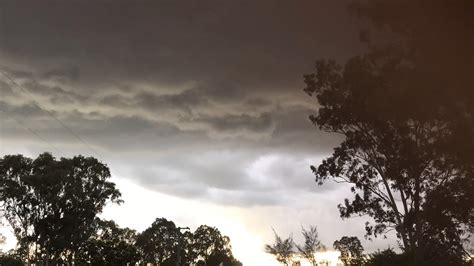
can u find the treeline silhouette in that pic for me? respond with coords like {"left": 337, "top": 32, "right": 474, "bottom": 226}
{"left": 265, "top": 227, "right": 395, "bottom": 266}
{"left": 0, "top": 153, "right": 242, "bottom": 266}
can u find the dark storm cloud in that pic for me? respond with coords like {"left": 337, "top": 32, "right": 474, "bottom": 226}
{"left": 197, "top": 113, "right": 274, "bottom": 134}
{"left": 0, "top": 0, "right": 363, "bottom": 87}
{"left": 0, "top": 64, "right": 344, "bottom": 206}
{"left": 134, "top": 89, "right": 209, "bottom": 115}
{"left": 42, "top": 66, "right": 80, "bottom": 82}
{"left": 0, "top": 0, "right": 362, "bottom": 205}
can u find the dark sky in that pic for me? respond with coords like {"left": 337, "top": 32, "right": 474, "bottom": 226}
{"left": 0, "top": 1, "right": 389, "bottom": 263}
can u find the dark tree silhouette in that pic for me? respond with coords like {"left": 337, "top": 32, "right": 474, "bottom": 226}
{"left": 192, "top": 225, "right": 241, "bottom": 266}
{"left": 0, "top": 153, "right": 242, "bottom": 266}
{"left": 364, "top": 248, "right": 404, "bottom": 266}
{"left": 365, "top": 246, "right": 473, "bottom": 266}
{"left": 136, "top": 217, "right": 179, "bottom": 265}
{"left": 0, "top": 153, "right": 121, "bottom": 265}
{"left": 136, "top": 219, "right": 243, "bottom": 266}
{"left": 333, "top": 236, "right": 364, "bottom": 266}
{"left": 296, "top": 226, "right": 321, "bottom": 266}
{"left": 75, "top": 218, "right": 140, "bottom": 265}
{"left": 265, "top": 229, "right": 294, "bottom": 266}
{"left": 305, "top": 57, "right": 472, "bottom": 256}
{"left": 304, "top": 1, "right": 473, "bottom": 263}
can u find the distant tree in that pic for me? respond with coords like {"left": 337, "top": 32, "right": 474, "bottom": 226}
{"left": 75, "top": 218, "right": 140, "bottom": 265}
{"left": 265, "top": 229, "right": 294, "bottom": 266}
{"left": 295, "top": 226, "right": 321, "bottom": 266}
{"left": 333, "top": 236, "right": 364, "bottom": 266}
{"left": 136, "top": 217, "right": 179, "bottom": 265}
{"left": 0, "top": 153, "right": 121, "bottom": 264}
{"left": 191, "top": 225, "right": 240, "bottom": 266}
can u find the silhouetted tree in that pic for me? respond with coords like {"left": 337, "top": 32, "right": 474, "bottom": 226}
{"left": 304, "top": 2, "right": 474, "bottom": 262}
{"left": 0, "top": 153, "right": 121, "bottom": 264}
{"left": 265, "top": 229, "right": 294, "bottom": 266}
{"left": 0, "top": 153, "right": 242, "bottom": 266}
{"left": 296, "top": 226, "right": 321, "bottom": 266}
{"left": 75, "top": 218, "right": 140, "bottom": 265}
{"left": 136, "top": 217, "right": 179, "bottom": 265}
{"left": 333, "top": 236, "right": 364, "bottom": 266}
{"left": 305, "top": 55, "right": 471, "bottom": 253}
{"left": 350, "top": 4, "right": 474, "bottom": 258}
{"left": 192, "top": 225, "right": 240, "bottom": 266}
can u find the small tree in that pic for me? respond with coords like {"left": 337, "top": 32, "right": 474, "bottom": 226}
{"left": 333, "top": 236, "right": 364, "bottom": 266}
{"left": 296, "top": 226, "right": 321, "bottom": 266}
{"left": 265, "top": 229, "right": 294, "bottom": 266}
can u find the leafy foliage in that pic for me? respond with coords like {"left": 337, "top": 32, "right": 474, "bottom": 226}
{"left": 76, "top": 218, "right": 140, "bottom": 266}
{"left": 191, "top": 225, "right": 241, "bottom": 266}
{"left": 364, "top": 248, "right": 406, "bottom": 266}
{"left": 0, "top": 153, "right": 242, "bottom": 266}
{"left": 265, "top": 229, "right": 294, "bottom": 266}
{"left": 0, "top": 153, "right": 121, "bottom": 264}
{"left": 365, "top": 247, "right": 473, "bottom": 266}
{"left": 333, "top": 236, "right": 364, "bottom": 266}
{"left": 137, "top": 219, "right": 241, "bottom": 266}
{"left": 136, "top": 217, "right": 179, "bottom": 265}
{"left": 304, "top": 3, "right": 473, "bottom": 263}
{"left": 295, "top": 226, "right": 321, "bottom": 266}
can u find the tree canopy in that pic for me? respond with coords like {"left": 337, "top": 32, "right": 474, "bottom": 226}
{"left": 295, "top": 226, "right": 321, "bottom": 266}
{"left": 76, "top": 218, "right": 140, "bottom": 266}
{"left": 136, "top": 217, "right": 180, "bottom": 265}
{"left": 264, "top": 229, "right": 294, "bottom": 266}
{"left": 137, "top": 218, "right": 241, "bottom": 266}
{"left": 0, "top": 153, "right": 121, "bottom": 264}
{"left": 333, "top": 236, "right": 364, "bottom": 266}
{"left": 304, "top": 0, "right": 473, "bottom": 264}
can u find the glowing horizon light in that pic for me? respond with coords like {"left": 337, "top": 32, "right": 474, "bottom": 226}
{"left": 291, "top": 250, "right": 343, "bottom": 266}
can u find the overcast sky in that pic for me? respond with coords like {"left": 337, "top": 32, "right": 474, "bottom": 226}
{"left": 0, "top": 1, "right": 397, "bottom": 264}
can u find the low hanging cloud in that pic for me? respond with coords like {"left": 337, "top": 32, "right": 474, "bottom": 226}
{"left": 0, "top": 64, "right": 344, "bottom": 207}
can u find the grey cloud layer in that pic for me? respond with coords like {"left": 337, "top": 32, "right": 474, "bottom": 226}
{"left": 0, "top": 0, "right": 360, "bottom": 206}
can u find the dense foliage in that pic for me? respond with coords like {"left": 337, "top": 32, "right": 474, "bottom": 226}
{"left": 333, "top": 236, "right": 364, "bottom": 266}
{"left": 304, "top": 0, "right": 473, "bottom": 264}
{"left": 0, "top": 153, "right": 242, "bottom": 266}
{"left": 0, "top": 153, "right": 121, "bottom": 264}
